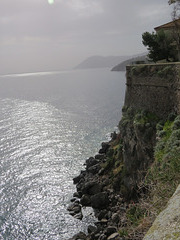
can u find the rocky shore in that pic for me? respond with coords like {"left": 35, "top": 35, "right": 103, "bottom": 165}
{"left": 67, "top": 63, "right": 180, "bottom": 239}
{"left": 67, "top": 109, "right": 180, "bottom": 240}
{"left": 66, "top": 106, "right": 175, "bottom": 240}
{"left": 68, "top": 136, "right": 125, "bottom": 240}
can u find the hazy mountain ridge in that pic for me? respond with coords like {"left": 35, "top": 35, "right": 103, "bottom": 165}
{"left": 111, "top": 55, "right": 148, "bottom": 71}
{"left": 75, "top": 53, "right": 147, "bottom": 70}
{"left": 75, "top": 55, "right": 131, "bottom": 69}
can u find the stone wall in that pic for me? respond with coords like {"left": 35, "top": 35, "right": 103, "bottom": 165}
{"left": 125, "top": 63, "right": 180, "bottom": 118}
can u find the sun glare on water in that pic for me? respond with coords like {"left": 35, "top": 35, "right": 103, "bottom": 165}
{"left": 48, "top": 0, "right": 54, "bottom": 5}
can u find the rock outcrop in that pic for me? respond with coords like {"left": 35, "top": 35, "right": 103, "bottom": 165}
{"left": 144, "top": 184, "right": 180, "bottom": 240}
{"left": 68, "top": 63, "right": 180, "bottom": 240}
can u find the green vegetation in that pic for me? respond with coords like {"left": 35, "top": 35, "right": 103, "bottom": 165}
{"left": 128, "top": 63, "right": 176, "bottom": 79}
{"left": 102, "top": 135, "right": 124, "bottom": 180}
{"left": 106, "top": 108, "right": 180, "bottom": 239}
{"left": 142, "top": 30, "right": 177, "bottom": 62}
{"left": 146, "top": 115, "right": 180, "bottom": 212}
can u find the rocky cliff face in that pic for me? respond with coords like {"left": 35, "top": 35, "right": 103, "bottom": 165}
{"left": 68, "top": 63, "right": 180, "bottom": 240}
{"left": 118, "top": 108, "right": 158, "bottom": 198}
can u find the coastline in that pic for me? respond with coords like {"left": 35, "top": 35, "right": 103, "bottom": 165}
{"left": 67, "top": 63, "right": 180, "bottom": 240}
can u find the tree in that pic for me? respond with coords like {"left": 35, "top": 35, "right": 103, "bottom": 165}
{"left": 169, "top": 0, "right": 180, "bottom": 60}
{"left": 142, "top": 30, "right": 177, "bottom": 62}
{"left": 169, "top": 0, "right": 180, "bottom": 5}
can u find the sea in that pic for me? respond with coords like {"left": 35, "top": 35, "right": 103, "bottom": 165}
{"left": 0, "top": 68, "right": 126, "bottom": 240}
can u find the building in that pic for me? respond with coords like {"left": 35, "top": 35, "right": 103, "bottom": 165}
{"left": 154, "top": 18, "right": 180, "bottom": 32}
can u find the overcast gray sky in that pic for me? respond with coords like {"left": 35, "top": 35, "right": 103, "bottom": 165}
{"left": 0, "top": 0, "right": 173, "bottom": 74}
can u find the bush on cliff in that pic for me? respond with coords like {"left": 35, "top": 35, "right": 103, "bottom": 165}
{"left": 106, "top": 109, "right": 180, "bottom": 239}
{"left": 146, "top": 115, "right": 180, "bottom": 213}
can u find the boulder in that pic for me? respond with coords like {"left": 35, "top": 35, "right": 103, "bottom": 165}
{"left": 86, "top": 157, "right": 99, "bottom": 169}
{"left": 87, "top": 225, "right": 97, "bottom": 234}
{"left": 87, "top": 164, "right": 101, "bottom": 174}
{"left": 91, "top": 192, "right": 109, "bottom": 209}
{"left": 95, "top": 154, "right": 105, "bottom": 160}
{"left": 70, "top": 232, "right": 87, "bottom": 240}
{"left": 74, "top": 212, "right": 83, "bottom": 220}
{"left": 111, "top": 213, "right": 120, "bottom": 224}
{"left": 99, "top": 142, "right": 110, "bottom": 154}
{"left": 73, "top": 171, "right": 86, "bottom": 184}
{"left": 107, "top": 233, "right": 120, "bottom": 240}
{"left": 80, "top": 194, "right": 91, "bottom": 206}
{"left": 82, "top": 181, "right": 102, "bottom": 195}
{"left": 105, "top": 226, "right": 117, "bottom": 236}
{"left": 73, "top": 192, "right": 81, "bottom": 198}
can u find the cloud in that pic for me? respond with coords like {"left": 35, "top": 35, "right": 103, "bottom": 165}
{"left": 0, "top": 0, "right": 173, "bottom": 74}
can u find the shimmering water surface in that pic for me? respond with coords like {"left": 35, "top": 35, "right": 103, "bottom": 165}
{"left": 0, "top": 68, "right": 126, "bottom": 239}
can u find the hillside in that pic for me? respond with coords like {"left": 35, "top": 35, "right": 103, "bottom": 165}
{"left": 75, "top": 55, "right": 130, "bottom": 69}
{"left": 111, "top": 55, "right": 148, "bottom": 71}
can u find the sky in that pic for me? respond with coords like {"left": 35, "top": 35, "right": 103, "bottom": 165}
{"left": 0, "top": 0, "right": 173, "bottom": 74}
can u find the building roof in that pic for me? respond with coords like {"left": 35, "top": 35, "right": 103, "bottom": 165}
{"left": 154, "top": 18, "right": 180, "bottom": 31}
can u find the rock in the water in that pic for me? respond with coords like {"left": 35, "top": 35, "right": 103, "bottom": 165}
{"left": 70, "top": 231, "right": 87, "bottom": 240}
{"left": 80, "top": 194, "right": 91, "bottom": 206}
{"left": 67, "top": 202, "right": 82, "bottom": 219}
{"left": 67, "top": 203, "right": 81, "bottom": 212}
{"left": 73, "top": 192, "right": 81, "bottom": 198}
{"left": 87, "top": 225, "right": 97, "bottom": 234}
{"left": 74, "top": 212, "right": 83, "bottom": 220}
{"left": 99, "top": 142, "right": 110, "bottom": 154}
{"left": 73, "top": 175, "right": 82, "bottom": 184}
{"left": 82, "top": 181, "right": 102, "bottom": 195}
{"left": 86, "top": 157, "right": 99, "bottom": 169}
{"left": 87, "top": 164, "right": 101, "bottom": 174}
{"left": 95, "top": 154, "right": 105, "bottom": 160}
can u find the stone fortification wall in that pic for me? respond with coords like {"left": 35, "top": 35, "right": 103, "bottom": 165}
{"left": 125, "top": 63, "right": 180, "bottom": 118}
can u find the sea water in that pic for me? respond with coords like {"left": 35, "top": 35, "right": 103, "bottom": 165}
{"left": 0, "top": 68, "right": 126, "bottom": 239}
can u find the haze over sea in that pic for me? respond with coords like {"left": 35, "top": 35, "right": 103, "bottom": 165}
{"left": 0, "top": 68, "right": 126, "bottom": 239}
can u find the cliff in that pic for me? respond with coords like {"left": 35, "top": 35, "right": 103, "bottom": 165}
{"left": 75, "top": 55, "right": 130, "bottom": 69}
{"left": 111, "top": 55, "right": 147, "bottom": 72}
{"left": 68, "top": 63, "right": 180, "bottom": 240}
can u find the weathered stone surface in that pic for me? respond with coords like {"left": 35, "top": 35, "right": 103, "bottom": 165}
{"left": 70, "top": 232, "right": 87, "bottom": 240}
{"left": 111, "top": 213, "right": 120, "bottom": 224}
{"left": 73, "top": 192, "right": 81, "bottom": 198}
{"left": 73, "top": 171, "right": 86, "bottom": 184}
{"left": 74, "top": 212, "right": 83, "bottom": 220}
{"left": 87, "top": 225, "right": 97, "bottom": 234}
{"left": 125, "top": 64, "right": 180, "bottom": 118}
{"left": 87, "top": 164, "right": 101, "bottom": 174}
{"left": 97, "top": 209, "right": 108, "bottom": 220}
{"left": 105, "top": 226, "right": 117, "bottom": 236}
{"left": 143, "top": 184, "right": 180, "bottom": 240}
{"left": 86, "top": 157, "right": 99, "bottom": 169}
{"left": 82, "top": 181, "right": 102, "bottom": 195}
{"left": 95, "top": 154, "right": 105, "bottom": 160}
{"left": 99, "top": 142, "right": 110, "bottom": 154}
{"left": 107, "top": 232, "right": 120, "bottom": 240}
{"left": 91, "top": 192, "right": 109, "bottom": 209}
{"left": 80, "top": 194, "right": 91, "bottom": 206}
